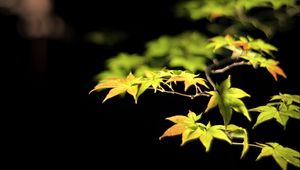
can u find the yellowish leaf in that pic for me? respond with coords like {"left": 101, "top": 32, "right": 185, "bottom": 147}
{"left": 205, "top": 91, "right": 218, "bottom": 112}
{"left": 159, "top": 124, "right": 185, "bottom": 140}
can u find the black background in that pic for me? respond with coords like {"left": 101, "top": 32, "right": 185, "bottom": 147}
{"left": 2, "top": 1, "right": 299, "bottom": 169}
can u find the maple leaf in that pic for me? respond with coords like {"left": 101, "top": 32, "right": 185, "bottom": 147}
{"left": 166, "top": 71, "right": 208, "bottom": 91}
{"left": 256, "top": 143, "right": 300, "bottom": 170}
{"left": 137, "top": 71, "right": 164, "bottom": 98}
{"left": 240, "top": 52, "right": 286, "bottom": 81}
{"left": 270, "top": 93, "right": 300, "bottom": 105}
{"left": 250, "top": 101, "right": 300, "bottom": 129}
{"left": 262, "top": 59, "right": 287, "bottom": 81}
{"left": 207, "top": 35, "right": 234, "bottom": 52}
{"left": 199, "top": 122, "right": 232, "bottom": 152}
{"left": 159, "top": 111, "right": 206, "bottom": 145}
{"left": 226, "top": 124, "right": 249, "bottom": 159}
{"left": 205, "top": 76, "right": 251, "bottom": 125}
{"left": 90, "top": 73, "right": 141, "bottom": 103}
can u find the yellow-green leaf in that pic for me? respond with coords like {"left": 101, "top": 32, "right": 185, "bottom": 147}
{"left": 199, "top": 131, "right": 213, "bottom": 152}
{"left": 209, "top": 126, "right": 232, "bottom": 144}
{"left": 181, "top": 127, "right": 204, "bottom": 146}
{"left": 91, "top": 73, "right": 141, "bottom": 103}
{"left": 205, "top": 91, "right": 218, "bottom": 112}
{"left": 256, "top": 143, "right": 300, "bottom": 170}
{"left": 226, "top": 124, "right": 249, "bottom": 158}
{"left": 166, "top": 71, "right": 208, "bottom": 91}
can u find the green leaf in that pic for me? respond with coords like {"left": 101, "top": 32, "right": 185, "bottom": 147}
{"left": 166, "top": 71, "right": 208, "bottom": 91}
{"left": 226, "top": 124, "right": 249, "bottom": 159}
{"left": 199, "top": 123, "right": 231, "bottom": 152}
{"left": 256, "top": 145, "right": 274, "bottom": 160}
{"left": 251, "top": 106, "right": 278, "bottom": 128}
{"left": 160, "top": 110, "right": 205, "bottom": 145}
{"left": 205, "top": 76, "right": 251, "bottom": 125}
{"left": 90, "top": 73, "right": 141, "bottom": 103}
{"left": 209, "top": 126, "right": 232, "bottom": 144}
{"left": 251, "top": 96, "right": 300, "bottom": 128}
{"left": 199, "top": 131, "right": 214, "bottom": 152}
{"left": 271, "top": 93, "right": 300, "bottom": 104}
{"left": 182, "top": 127, "right": 204, "bottom": 146}
{"left": 248, "top": 39, "right": 278, "bottom": 55}
{"left": 256, "top": 143, "right": 300, "bottom": 170}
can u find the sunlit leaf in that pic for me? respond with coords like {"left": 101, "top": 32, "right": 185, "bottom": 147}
{"left": 166, "top": 71, "right": 208, "bottom": 91}
{"left": 226, "top": 124, "right": 249, "bottom": 158}
{"left": 251, "top": 95, "right": 300, "bottom": 128}
{"left": 256, "top": 143, "right": 300, "bottom": 170}
{"left": 159, "top": 124, "right": 185, "bottom": 140}
{"left": 182, "top": 127, "right": 204, "bottom": 146}
{"left": 137, "top": 71, "right": 163, "bottom": 98}
{"left": 205, "top": 76, "right": 251, "bottom": 125}
{"left": 262, "top": 60, "right": 287, "bottom": 81}
{"left": 199, "top": 122, "right": 231, "bottom": 152}
{"left": 160, "top": 111, "right": 205, "bottom": 145}
{"left": 270, "top": 93, "right": 300, "bottom": 104}
{"left": 91, "top": 73, "right": 141, "bottom": 103}
{"left": 205, "top": 91, "right": 218, "bottom": 113}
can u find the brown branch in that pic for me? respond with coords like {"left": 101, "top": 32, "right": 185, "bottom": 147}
{"left": 211, "top": 61, "right": 251, "bottom": 74}
{"left": 149, "top": 87, "right": 210, "bottom": 99}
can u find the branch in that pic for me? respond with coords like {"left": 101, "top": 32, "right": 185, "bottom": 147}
{"left": 149, "top": 87, "right": 210, "bottom": 99}
{"left": 205, "top": 57, "right": 233, "bottom": 91}
{"left": 211, "top": 61, "right": 251, "bottom": 74}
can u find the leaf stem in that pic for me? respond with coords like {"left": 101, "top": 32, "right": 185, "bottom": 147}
{"left": 232, "top": 142, "right": 263, "bottom": 149}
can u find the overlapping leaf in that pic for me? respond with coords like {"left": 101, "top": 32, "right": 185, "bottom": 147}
{"left": 159, "top": 111, "right": 205, "bottom": 145}
{"left": 177, "top": 0, "right": 295, "bottom": 20}
{"left": 160, "top": 111, "right": 232, "bottom": 150}
{"left": 205, "top": 76, "right": 251, "bottom": 125}
{"left": 250, "top": 93, "right": 300, "bottom": 128}
{"left": 271, "top": 93, "right": 300, "bottom": 104}
{"left": 256, "top": 143, "right": 300, "bottom": 170}
{"left": 90, "top": 73, "right": 141, "bottom": 103}
{"left": 199, "top": 122, "right": 232, "bottom": 152}
{"left": 166, "top": 71, "right": 208, "bottom": 91}
{"left": 226, "top": 124, "right": 249, "bottom": 159}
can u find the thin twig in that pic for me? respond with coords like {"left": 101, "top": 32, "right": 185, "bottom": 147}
{"left": 205, "top": 66, "right": 217, "bottom": 91}
{"left": 149, "top": 87, "right": 210, "bottom": 99}
{"left": 211, "top": 61, "right": 251, "bottom": 74}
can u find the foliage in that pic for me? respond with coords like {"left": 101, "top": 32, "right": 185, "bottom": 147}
{"left": 176, "top": 0, "right": 299, "bottom": 37}
{"left": 91, "top": 0, "right": 299, "bottom": 169}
